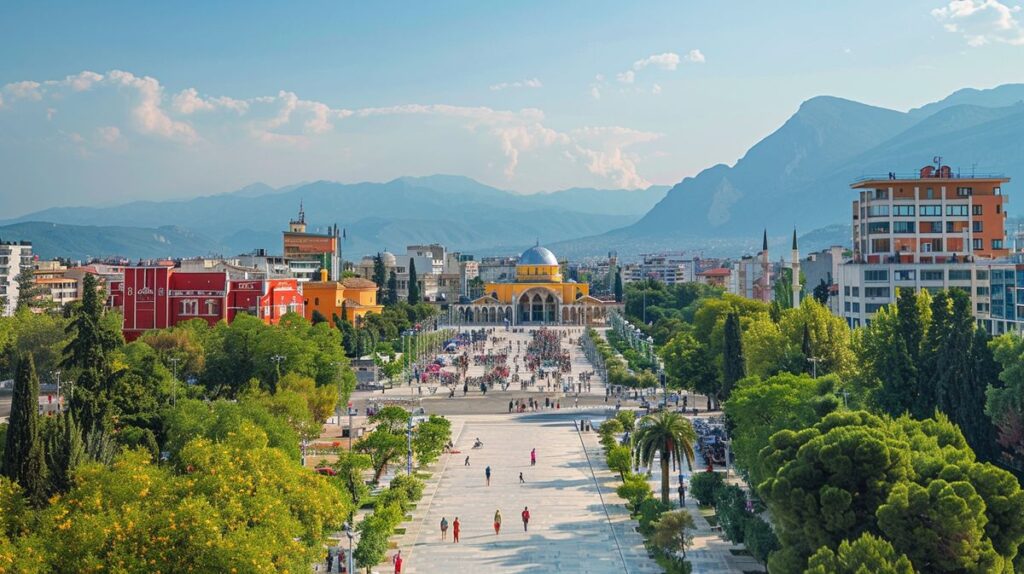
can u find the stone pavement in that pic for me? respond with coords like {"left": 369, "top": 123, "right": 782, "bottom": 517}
{"left": 389, "top": 412, "right": 661, "bottom": 574}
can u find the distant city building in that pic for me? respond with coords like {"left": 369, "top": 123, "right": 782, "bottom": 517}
{"left": 357, "top": 245, "right": 479, "bottom": 304}
{"left": 282, "top": 202, "right": 342, "bottom": 282}
{"left": 734, "top": 231, "right": 773, "bottom": 302}
{"left": 696, "top": 267, "right": 731, "bottom": 289}
{"left": 0, "top": 241, "right": 33, "bottom": 316}
{"left": 837, "top": 163, "right": 1008, "bottom": 327}
{"left": 623, "top": 252, "right": 697, "bottom": 285}
{"left": 119, "top": 264, "right": 302, "bottom": 340}
{"left": 302, "top": 271, "right": 383, "bottom": 325}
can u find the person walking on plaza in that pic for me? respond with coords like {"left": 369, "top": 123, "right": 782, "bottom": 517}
{"left": 393, "top": 550, "right": 403, "bottom": 574}
{"left": 485, "top": 465, "right": 492, "bottom": 486}
{"left": 440, "top": 516, "right": 449, "bottom": 541}
{"left": 453, "top": 517, "right": 461, "bottom": 543}
{"left": 493, "top": 509, "right": 502, "bottom": 534}
{"left": 465, "top": 455, "right": 470, "bottom": 466}
{"left": 326, "top": 549, "right": 333, "bottom": 572}
{"left": 677, "top": 482, "right": 686, "bottom": 507}
{"left": 530, "top": 448, "right": 536, "bottom": 466}
{"left": 519, "top": 471, "right": 525, "bottom": 484}
{"left": 521, "top": 506, "right": 530, "bottom": 532}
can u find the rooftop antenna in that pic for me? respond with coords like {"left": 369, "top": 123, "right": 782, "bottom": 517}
{"left": 933, "top": 155, "right": 942, "bottom": 169}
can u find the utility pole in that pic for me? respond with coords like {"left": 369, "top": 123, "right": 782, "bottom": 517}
{"left": 407, "top": 414, "right": 414, "bottom": 475}
{"left": 807, "top": 356, "right": 823, "bottom": 379}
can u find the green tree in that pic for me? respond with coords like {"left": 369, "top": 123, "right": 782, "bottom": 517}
{"left": 721, "top": 312, "right": 744, "bottom": 402}
{"left": 356, "top": 428, "right": 406, "bottom": 483}
{"left": 988, "top": 333, "right": 1024, "bottom": 466}
{"left": 372, "top": 253, "right": 387, "bottom": 303}
{"left": 715, "top": 484, "right": 749, "bottom": 543}
{"left": 804, "top": 533, "right": 914, "bottom": 574}
{"left": 14, "top": 267, "right": 45, "bottom": 313}
{"left": 62, "top": 274, "right": 121, "bottom": 434}
{"left": 811, "top": 279, "right": 830, "bottom": 306}
{"left": 311, "top": 309, "right": 328, "bottom": 325}
{"left": 917, "top": 290, "right": 950, "bottom": 417}
{"left": 689, "top": 470, "right": 724, "bottom": 506}
{"left": 614, "top": 270, "right": 623, "bottom": 303}
{"left": 354, "top": 514, "right": 390, "bottom": 572}
{"left": 650, "top": 509, "right": 696, "bottom": 557}
{"left": 606, "top": 445, "right": 632, "bottom": 479}
{"left": 407, "top": 259, "right": 420, "bottom": 304}
{"left": 330, "top": 451, "right": 373, "bottom": 516}
{"left": 633, "top": 411, "right": 696, "bottom": 505}
{"left": 616, "top": 472, "right": 653, "bottom": 511}
{"left": 661, "top": 331, "right": 718, "bottom": 397}
{"left": 963, "top": 328, "right": 1000, "bottom": 462}
{"left": 45, "top": 412, "right": 85, "bottom": 495}
{"left": 864, "top": 305, "right": 918, "bottom": 417}
{"left": 744, "top": 515, "right": 780, "bottom": 565}
{"left": 412, "top": 415, "right": 451, "bottom": 466}
{"left": 386, "top": 270, "right": 399, "bottom": 306}
{"left": 0, "top": 353, "right": 46, "bottom": 507}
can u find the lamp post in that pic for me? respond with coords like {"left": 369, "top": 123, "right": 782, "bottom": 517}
{"left": 343, "top": 522, "right": 355, "bottom": 574}
{"left": 406, "top": 413, "right": 414, "bottom": 475}
{"left": 806, "top": 356, "right": 823, "bottom": 379}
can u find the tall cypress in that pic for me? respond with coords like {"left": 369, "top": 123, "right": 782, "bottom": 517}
{"left": 935, "top": 289, "right": 973, "bottom": 418}
{"left": 46, "top": 412, "right": 85, "bottom": 495}
{"left": 917, "top": 290, "right": 950, "bottom": 418}
{"left": 372, "top": 254, "right": 387, "bottom": 303}
{"left": 614, "top": 271, "right": 623, "bottom": 303}
{"left": 721, "top": 312, "right": 745, "bottom": 402}
{"left": 2, "top": 353, "right": 47, "bottom": 506}
{"left": 800, "top": 322, "right": 812, "bottom": 373}
{"left": 964, "top": 328, "right": 1001, "bottom": 462}
{"left": 873, "top": 328, "right": 918, "bottom": 416}
{"left": 386, "top": 270, "right": 398, "bottom": 306}
{"left": 407, "top": 259, "right": 421, "bottom": 304}
{"left": 896, "top": 289, "right": 923, "bottom": 364}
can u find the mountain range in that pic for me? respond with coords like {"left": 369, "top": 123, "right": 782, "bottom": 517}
{"left": 1, "top": 177, "right": 668, "bottom": 260}
{"left": 8, "top": 83, "right": 1024, "bottom": 262}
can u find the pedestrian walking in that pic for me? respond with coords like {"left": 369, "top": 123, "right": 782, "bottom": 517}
{"left": 677, "top": 483, "right": 686, "bottom": 507}
{"left": 493, "top": 509, "right": 502, "bottom": 534}
{"left": 485, "top": 465, "right": 491, "bottom": 486}
{"left": 326, "top": 549, "right": 333, "bottom": 572}
{"left": 393, "top": 550, "right": 403, "bottom": 574}
{"left": 465, "top": 455, "right": 470, "bottom": 466}
{"left": 530, "top": 448, "right": 536, "bottom": 466}
{"left": 508, "top": 400, "right": 514, "bottom": 413}
{"left": 519, "top": 472, "right": 524, "bottom": 484}
{"left": 440, "top": 516, "right": 449, "bottom": 540}
{"left": 521, "top": 506, "right": 530, "bottom": 532}
{"left": 453, "top": 517, "right": 461, "bottom": 543}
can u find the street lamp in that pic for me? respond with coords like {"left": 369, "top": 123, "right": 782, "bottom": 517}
{"left": 806, "top": 356, "right": 823, "bottom": 379}
{"left": 342, "top": 522, "right": 355, "bottom": 574}
{"left": 271, "top": 354, "right": 286, "bottom": 386}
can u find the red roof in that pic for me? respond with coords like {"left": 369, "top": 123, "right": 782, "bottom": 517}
{"left": 698, "top": 268, "right": 731, "bottom": 277}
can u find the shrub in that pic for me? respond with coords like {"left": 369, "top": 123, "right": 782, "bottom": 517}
{"left": 743, "top": 515, "right": 779, "bottom": 565}
{"left": 606, "top": 445, "right": 633, "bottom": 478}
{"left": 389, "top": 473, "right": 424, "bottom": 503}
{"left": 714, "top": 484, "right": 748, "bottom": 543}
{"left": 689, "top": 471, "right": 724, "bottom": 506}
{"left": 616, "top": 410, "right": 636, "bottom": 432}
{"left": 637, "top": 497, "right": 672, "bottom": 535}
{"left": 617, "top": 473, "right": 653, "bottom": 511}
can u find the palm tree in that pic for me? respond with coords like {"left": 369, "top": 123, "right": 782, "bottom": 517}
{"left": 633, "top": 411, "right": 696, "bottom": 505}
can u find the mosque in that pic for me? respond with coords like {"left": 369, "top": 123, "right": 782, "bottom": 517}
{"left": 452, "top": 244, "right": 614, "bottom": 326}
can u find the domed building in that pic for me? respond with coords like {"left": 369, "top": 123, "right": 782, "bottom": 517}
{"left": 453, "top": 243, "right": 610, "bottom": 326}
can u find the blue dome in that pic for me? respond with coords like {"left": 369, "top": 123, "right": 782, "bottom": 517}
{"left": 519, "top": 245, "right": 558, "bottom": 266}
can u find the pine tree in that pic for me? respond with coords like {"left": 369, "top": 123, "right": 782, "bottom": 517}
{"left": 721, "top": 312, "right": 745, "bottom": 402}
{"left": 386, "top": 271, "right": 398, "bottom": 306}
{"left": 964, "top": 328, "right": 1001, "bottom": 462}
{"left": 46, "top": 412, "right": 85, "bottom": 495}
{"left": 14, "top": 267, "right": 45, "bottom": 312}
{"left": 62, "top": 274, "right": 119, "bottom": 374}
{"left": 407, "top": 259, "right": 421, "bottom": 304}
{"left": 372, "top": 254, "right": 387, "bottom": 303}
{"left": 1, "top": 353, "right": 47, "bottom": 506}
{"left": 311, "top": 310, "right": 327, "bottom": 325}
{"left": 614, "top": 271, "right": 623, "bottom": 303}
{"left": 935, "top": 289, "right": 973, "bottom": 418}
{"left": 873, "top": 330, "right": 918, "bottom": 416}
{"left": 895, "top": 289, "right": 923, "bottom": 364}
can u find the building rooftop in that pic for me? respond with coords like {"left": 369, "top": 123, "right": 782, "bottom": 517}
{"left": 851, "top": 164, "right": 1008, "bottom": 188}
{"left": 519, "top": 245, "right": 559, "bottom": 266}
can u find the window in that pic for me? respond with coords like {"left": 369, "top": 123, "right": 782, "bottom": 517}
{"left": 865, "top": 287, "right": 890, "bottom": 298}
{"left": 852, "top": 302, "right": 861, "bottom": 312}
{"left": 973, "top": 239, "right": 984, "bottom": 250}
{"left": 895, "top": 269, "right": 916, "bottom": 281}
{"left": 852, "top": 287, "right": 860, "bottom": 296}
{"left": 868, "top": 222, "right": 890, "bottom": 234}
{"left": 926, "top": 188, "right": 934, "bottom": 199}
{"left": 867, "top": 205, "right": 889, "bottom": 217}
{"left": 920, "top": 270, "right": 944, "bottom": 281}
{"left": 181, "top": 299, "right": 199, "bottom": 316}
{"left": 976, "top": 270, "right": 989, "bottom": 280}
{"left": 204, "top": 299, "right": 220, "bottom": 316}
{"left": 997, "top": 204, "right": 1003, "bottom": 214}
{"left": 314, "top": 297, "right": 320, "bottom": 306}
{"left": 893, "top": 205, "right": 915, "bottom": 216}
{"left": 893, "top": 221, "right": 915, "bottom": 233}
{"left": 920, "top": 221, "right": 942, "bottom": 233}
{"left": 973, "top": 221, "right": 983, "bottom": 232}
{"left": 864, "top": 270, "right": 888, "bottom": 282}
{"left": 993, "top": 239, "right": 1005, "bottom": 249}
{"left": 865, "top": 303, "right": 885, "bottom": 313}
{"left": 973, "top": 205, "right": 984, "bottom": 215}
{"left": 844, "top": 302, "right": 851, "bottom": 312}
{"left": 949, "top": 270, "right": 971, "bottom": 281}
{"left": 844, "top": 286, "right": 850, "bottom": 296}
{"left": 957, "top": 187, "right": 973, "bottom": 197}
{"left": 874, "top": 189, "right": 889, "bottom": 200}
{"left": 920, "top": 205, "right": 942, "bottom": 217}
{"left": 871, "top": 238, "right": 891, "bottom": 253}
{"left": 946, "top": 205, "right": 969, "bottom": 216}
{"left": 977, "top": 286, "right": 990, "bottom": 296}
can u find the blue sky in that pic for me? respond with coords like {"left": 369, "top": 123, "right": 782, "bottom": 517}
{"left": 2, "top": 0, "right": 1024, "bottom": 216}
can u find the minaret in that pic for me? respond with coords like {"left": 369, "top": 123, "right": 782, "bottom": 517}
{"left": 791, "top": 228, "right": 800, "bottom": 307}
{"left": 761, "top": 229, "right": 771, "bottom": 302}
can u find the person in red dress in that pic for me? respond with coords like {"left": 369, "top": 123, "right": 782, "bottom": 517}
{"left": 521, "top": 506, "right": 530, "bottom": 532}
{"left": 453, "top": 517, "right": 461, "bottom": 543}
{"left": 393, "top": 550, "right": 403, "bottom": 574}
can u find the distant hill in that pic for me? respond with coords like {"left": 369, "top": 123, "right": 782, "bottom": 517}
{"left": 552, "top": 84, "right": 1024, "bottom": 259}
{"left": 3, "top": 178, "right": 666, "bottom": 260}
{"left": 0, "top": 222, "right": 226, "bottom": 260}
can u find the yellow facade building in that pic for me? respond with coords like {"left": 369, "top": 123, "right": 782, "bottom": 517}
{"left": 453, "top": 245, "right": 611, "bottom": 325}
{"left": 302, "top": 270, "right": 383, "bottom": 325}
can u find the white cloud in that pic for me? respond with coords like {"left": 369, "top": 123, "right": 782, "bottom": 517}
{"left": 1, "top": 69, "right": 665, "bottom": 191}
{"left": 633, "top": 52, "right": 681, "bottom": 71}
{"left": 652, "top": 83, "right": 662, "bottom": 95}
{"left": 685, "top": 49, "right": 706, "bottom": 63}
{"left": 932, "top": 0, "right": 1024, "bottom": 46}
{"left": 616, "top": 70, "right": 636, "bottom": 84}
{"left": 489, "top": 78, "right": 543, "bottom": 91}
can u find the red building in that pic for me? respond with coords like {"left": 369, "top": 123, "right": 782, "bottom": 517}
{"left": 120, "top": 266, "right": 302, "bottom": 340}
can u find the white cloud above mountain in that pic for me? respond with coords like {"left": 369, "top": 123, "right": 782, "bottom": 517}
{"left": 932, "top": 0, "right": 1024, "bottom": 46}
{"left": 489, "top": 78, "right": 543, "bottom": 91}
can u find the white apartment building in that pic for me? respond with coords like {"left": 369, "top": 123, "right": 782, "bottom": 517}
{"left": 0, "top": 241, "right": 33, "bottom": 316}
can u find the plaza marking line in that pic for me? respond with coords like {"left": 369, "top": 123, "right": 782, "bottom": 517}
{"left": 574, "top": 420, "right": 630, "bottom": 574}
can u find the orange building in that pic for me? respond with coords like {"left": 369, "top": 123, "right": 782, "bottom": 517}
{"left": 302, "top": 271, "right": 383, "bottom": 325}
{"left": 850, "top": 165, "right": 1009, "bottom": 263}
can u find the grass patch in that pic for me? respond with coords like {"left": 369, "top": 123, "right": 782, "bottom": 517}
{"left": 404, "top": 514, "right": 413, "bottom": 521}
{"left": 394, "top": 528, "right": 406, "bottom": 535}
{"left": 704, "top": 515, "right": 719, "bottom": 528}
{"left": 415, "top": 472, "right": 432, "bottom": 479}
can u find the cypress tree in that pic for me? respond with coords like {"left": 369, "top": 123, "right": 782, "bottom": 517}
{"left": 46, "top": 412, "right": 85, "bottom": 495}
{"left": 614, "top": 271, "right": 623, "bottom": 303}
{"left": 801, "top": 322, "right": 812, "bottom": 373}
{"left": 873, "top": 329, "right": 918, "bottom": 416}
{"left": 721, "top": 312, "right": 745, "bottom": 402}
{"left": 386, "top": 270, "right": 398, "bottom": 306}
{"left": 935, "top": 289, "right": 973, "bottom": 418}
{"left": 917, "top": 290, "right": 950, "bottom": 418}
{"left": 964, "top": 328, "right": 1001, "bottom": 462}
{"left": 1, "top": 353, "right": 47, "bottom": 506}
{"left": 372, "top": 254, "right": 387, "bottom": 303}
{"left": 896, "top": 289, "right": 923, "bottom": 364}
{"left": 407, "top": 259, "right": 421, "bottom": 304}
{"left": 311, "top": 310, "right": 327, "bottom": 325}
